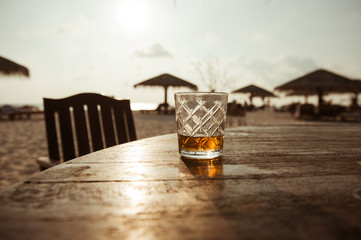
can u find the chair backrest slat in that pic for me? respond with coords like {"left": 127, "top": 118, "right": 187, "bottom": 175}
{"left": 87, "top": 104, "right": 103, "bottom": 151}
{"left": 124, "top": 102, "right": 137, "bottom": 141}
{"left": 113, "top": 104, "right": 128, "bottom": 144}
{"left": 73, "top": 105, "right": 90, "bottom": 156}
{"left": 100, "top": 104, "right": 116, "bottom": 147}
{"left": 43, "top": 93, "right": 136, "bottom": 162}
{"left": 58, "top": 107, "right": 75, "bottom": 161}
{"left": 43, "top": 100, "right": 60, "bottom": 161}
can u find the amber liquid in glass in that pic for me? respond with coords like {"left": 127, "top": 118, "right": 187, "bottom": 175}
{"left": 178, "top": 135, "right": 223, "bottom": 153}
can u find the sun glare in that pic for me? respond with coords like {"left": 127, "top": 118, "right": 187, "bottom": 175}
{"left": 118, "top": 1, "right": 150, "bottom": 33}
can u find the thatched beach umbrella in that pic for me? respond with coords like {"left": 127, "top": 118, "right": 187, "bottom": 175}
{"left": 275, "top": 69, "right": 353, "bottom": 106}
{"left": 232, "top": 84, "right": 276, "bottom": 106}
{"left": 134, "top": 73, "right": 198, "bottom": 106}
{"left": 0, "top": 56, "right": 29, "bottom": 77}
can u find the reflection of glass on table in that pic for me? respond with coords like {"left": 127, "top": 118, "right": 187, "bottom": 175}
{"left": 182, "top": 157, "right": 223, "bottom": 178}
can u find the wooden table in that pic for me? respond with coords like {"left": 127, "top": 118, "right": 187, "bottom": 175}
{"left": 1, "top": 124, "right": 361, "bottom": 239}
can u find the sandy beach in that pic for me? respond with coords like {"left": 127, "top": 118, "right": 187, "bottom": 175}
{"left": 0, "top": 109, "right": 336, "bottom": 190}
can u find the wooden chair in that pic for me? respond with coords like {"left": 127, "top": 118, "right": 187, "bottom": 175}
{"left": 37, "top": 93, "right": 137, "bottom": 170}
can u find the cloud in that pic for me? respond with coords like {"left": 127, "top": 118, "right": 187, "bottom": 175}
{"left": 56, "top": 15, "right": 93, "bottom": 36}
{"left": 133, "top": 43, "right": 173, "bottom": 58}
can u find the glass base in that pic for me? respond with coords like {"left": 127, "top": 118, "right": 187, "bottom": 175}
{"left": 180, "top": 150, "right": 222, "bottom": 159}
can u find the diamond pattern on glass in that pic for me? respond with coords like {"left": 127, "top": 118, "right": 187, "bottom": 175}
{"left": 175, "top": 93, "right": 228, "bottom": 137}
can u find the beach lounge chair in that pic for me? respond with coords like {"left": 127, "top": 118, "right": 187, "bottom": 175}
{"left": 0, "top": 105, "right": 21, "bottom": 120}
{"left": 37, "top": 93, "right": 137, "bottom": 170}
{"left": 0, "top": 105, "right": 43, "bottom": 120}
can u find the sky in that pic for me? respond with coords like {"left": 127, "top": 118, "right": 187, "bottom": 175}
{"left": 1, "top": 0, "right": 361, "bottom": 108}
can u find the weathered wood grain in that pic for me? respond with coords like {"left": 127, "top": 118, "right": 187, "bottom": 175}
{"left": 1, "top": 124, "right": 361, "bottom": 239}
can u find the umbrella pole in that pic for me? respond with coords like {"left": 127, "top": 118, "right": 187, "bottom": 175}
{"left": 352, "top": 92, "right": 359, "bottom": 107}
{"left": 164, "top": 86, "right": 168, "bottom": 106}
{"left": 250, "top": 94, "right": 254, "bottom": 107}
{"left": 357, "top": 92, "right": 359, "bottom": 107}
{"left": 317, "top": 90, "right": 324, "bottom": 106}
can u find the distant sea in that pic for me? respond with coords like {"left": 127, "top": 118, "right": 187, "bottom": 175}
{"left": 0, "top": 102, "right": 158, "bottom": 111}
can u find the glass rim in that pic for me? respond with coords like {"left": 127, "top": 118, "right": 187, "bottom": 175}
{"left": 175, "top": 92, "right": 228, "bottom": 96}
